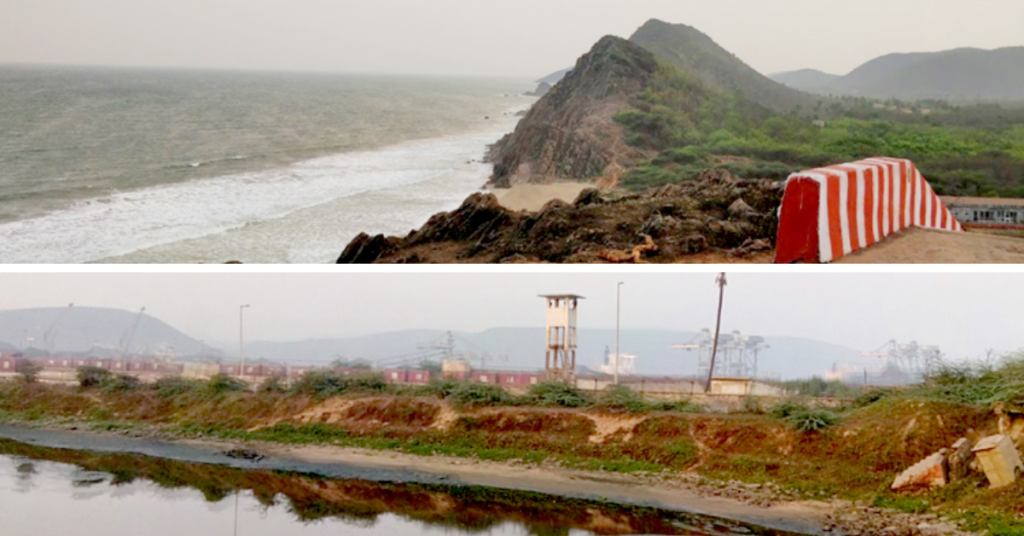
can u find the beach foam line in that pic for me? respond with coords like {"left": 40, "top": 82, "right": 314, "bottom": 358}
{"left": 0, "top": 128, "right": 508, "bottom": 263}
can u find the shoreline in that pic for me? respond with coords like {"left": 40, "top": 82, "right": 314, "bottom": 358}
{"left": 0, "top": 423, "right": 830, "bottom": 534}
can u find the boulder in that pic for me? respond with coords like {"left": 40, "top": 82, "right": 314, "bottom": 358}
{"left": 336, "top": 233, "right": 391, "bottom": 264}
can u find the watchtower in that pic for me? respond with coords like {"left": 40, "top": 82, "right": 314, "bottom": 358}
{"left": 539, "top": 294, "right": 583, "bottom": 383}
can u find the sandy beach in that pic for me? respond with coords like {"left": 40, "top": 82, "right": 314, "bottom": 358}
{"left": 490, "top": 182, "right": 594, "bottom": 211}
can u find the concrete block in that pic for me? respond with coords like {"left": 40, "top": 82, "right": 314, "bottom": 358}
{"left": 972, "top": 434, "right": 1024, "bottom": 489}
{"left": 947, "top": 438, "right": 973, "bottom": 482}
{"left": 892, "top": 451, "right": 948, "bottom": 490}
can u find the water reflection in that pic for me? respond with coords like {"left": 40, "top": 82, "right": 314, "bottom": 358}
{"left": 0, "top": 439, "right": 794, "bottom": 536}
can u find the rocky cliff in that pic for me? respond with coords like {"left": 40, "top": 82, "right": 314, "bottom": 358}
{"left": 489, "top": 36, "right": 659, "bottom": 187}
{"left": 337, "top": 170, "right": 783, "bottom": 264}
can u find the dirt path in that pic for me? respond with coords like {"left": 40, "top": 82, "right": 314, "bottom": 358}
{"left": 835, "top": 228, "right": 1024, "bottom": 263}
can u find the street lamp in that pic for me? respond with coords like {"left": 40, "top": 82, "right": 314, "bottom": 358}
{"left": 615, "top": 281, "right": 624, "bottom": 385}
{"left": 239, "top": 304, "right": 250, "bottom": 381}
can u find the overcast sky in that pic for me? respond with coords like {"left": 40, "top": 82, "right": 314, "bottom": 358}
{"left": 0, "top": 271, "right": 1021, "bottom": 361}
{"left": 2, "top": 0, "right": 1021, "bottom": 77}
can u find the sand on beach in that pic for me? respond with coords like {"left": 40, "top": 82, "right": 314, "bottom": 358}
{"left": 490, "top": 182, "right": 593, "bottom": 212}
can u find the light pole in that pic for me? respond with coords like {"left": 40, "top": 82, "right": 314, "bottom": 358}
{"left": 615, "top": 281, "right": 623, "bottom": 385}
{"left": 705, "top": 273, "right": 727, "bottom": 393}
{"left": 239, "top": 304, "right": 250, "bottom": 381}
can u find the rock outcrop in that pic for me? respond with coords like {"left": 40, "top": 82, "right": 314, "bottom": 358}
{"left": 489, "top": 36, "right": 659, "bottom": 187}
{"left": 337, "top": 170, "right": 783, "bottom": 264}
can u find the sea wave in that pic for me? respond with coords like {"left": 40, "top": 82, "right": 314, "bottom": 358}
{"left": 0, "top": 129, "right": 508, "bottom": 263}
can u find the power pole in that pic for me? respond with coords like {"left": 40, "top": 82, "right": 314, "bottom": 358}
{"left": 615, "top": 281, "right": 623, "bottom": 385}
{"left": 239, "top": 304, "right": 250, "bottom": 380}
{"left": 705, "top": 273, "right": 727, "bottom": 393}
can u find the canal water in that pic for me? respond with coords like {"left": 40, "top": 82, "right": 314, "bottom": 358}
{"left": 0, "top": 437, "right": 798, "bottom": 536}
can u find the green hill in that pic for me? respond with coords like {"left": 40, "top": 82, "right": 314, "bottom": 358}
{"left": 628, "top": 19, "right": 821, "bottom": 113}
{"left": 772, "top": 47, "right": 1024, "bottom": 101}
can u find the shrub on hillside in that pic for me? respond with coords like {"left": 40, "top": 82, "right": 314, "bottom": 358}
{"left": 853, "top": 389, "right": 891, "bottom": 407}
{"left": 649, "top": 399, "right": 702, "bottom": 413}
{"left": 290, "top": 370, "right": 388, "bottom": 399}
{"left": 421, "top": 378, "right": 463, "bottom": 398}
{"left": 769, "top": 400, "right": 806, "bottom": 419}
{"left": 787, "top": 408, "right": 841, "bottom": 432}
{"left": 447, "top": 382, "right": 511, "bottom": 408}
{"left": 102, "top": 374, "right": 140, "bottom": 393}
{"left": 77, "top": 366, "right": 113, "bottom": 388}
{"left": 258, "top": 376, "right": 286, "bottom": 393}
{"left": 153, "top": 376, "right": 203, "bottom": 398}
{"left": 596, "top": 385, "right": 649, "bottom": 413}
{"left": 206, "top": 374, "right": 247, "bottom": 394}
{"left": 917, "top": 357, "right": 1024, "bottom": 405}
{"left": 527, "top": 381, "right": 591, "bottom": 408}
{"left": 18, "top": 361, "right": 42, "bottom": 383}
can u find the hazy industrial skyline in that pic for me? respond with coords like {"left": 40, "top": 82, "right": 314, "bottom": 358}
{"left": 0, "top": 272, "right": 1021, "bottom": 362}
{"left": 2, "top": 0, "right": 1021, "bottom": 78}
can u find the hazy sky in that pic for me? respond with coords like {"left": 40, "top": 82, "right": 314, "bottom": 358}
{"left": 1, "top": 271, "right": 1021, "bottom": 361}
{"left": 2, "top": 0, "right": 1021, "bottom": 77}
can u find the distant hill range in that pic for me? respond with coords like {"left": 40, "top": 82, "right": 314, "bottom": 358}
{"left": 242, "top": 327, "right": 864, "bottom": 381}
{"left": 0, "top": 307, "right": 866, "bottom": 380}
{"left": 0, "top": 306, "right": 211, "bottom": 359}
{"left": 771, "top": 47, "right": 1024, "bottom": 101}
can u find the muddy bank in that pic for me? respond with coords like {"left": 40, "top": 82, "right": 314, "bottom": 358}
{"left": 0, "top": 423, "right": 828, "bottom": 534}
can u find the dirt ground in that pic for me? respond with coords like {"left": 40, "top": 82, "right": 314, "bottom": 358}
{"left": 835, "top": 228, "right": 1024, "bottom": 264}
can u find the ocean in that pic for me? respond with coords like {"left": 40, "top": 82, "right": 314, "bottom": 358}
{"left": 0, "top": 66, "right": 532, "bottom": 263}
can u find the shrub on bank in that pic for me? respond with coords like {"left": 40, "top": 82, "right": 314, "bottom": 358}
{"left": 447, "top": 382, "right": 511, "bottom": 408}
{"left": 77, "top": 366, "right": 139, "bottom": 393}
{"left": 77, "top": 366, "right": 113, "bottom": 388}
{"left": 153, "top": 376, "right": 203, "bottom": 398}
{"left": 787, "top": 408, "right": 841, "bottom": 432}
{"left": 596, "top": 385, "right": 649, "bottom": 413}
{"left": 290, "top": 370, "right": 388, "bottom": 399}
{"left": 206, "top": 374, "right": 248, "bottom": 395}
{"left": 527, "top": 381, "right": 591, "bottom": 408}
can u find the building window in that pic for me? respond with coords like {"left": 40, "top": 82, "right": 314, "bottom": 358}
{"left": 3, "top": 362, "right": 8, "bottom": 369}
{"left": 391, "top": 372, "right": 399, "bottom": 379}
{"left": 480, "top": 375, "right": 488, "bottom": 383}
{"left": 530, "top": 377, "right": 538, "bottom": 384}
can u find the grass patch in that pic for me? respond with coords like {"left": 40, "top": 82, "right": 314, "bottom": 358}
{"left": 873, "top": 494, "right": 931, "bottom": 514}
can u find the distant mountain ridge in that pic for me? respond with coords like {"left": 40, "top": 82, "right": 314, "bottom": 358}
{"left": 243, "top": 327, "right": 864, "bottom": 381}
{"left": 0, "top": 307, "right": 865, "bottom": 380}
{"left": 769, "top": 69, "right": 841, "bottom": 92}
{"left": 0, "top": 307, "right": 205, "bottom": 357}
{"left": 771, "top": 46, "right": 1024, "bottom": 101}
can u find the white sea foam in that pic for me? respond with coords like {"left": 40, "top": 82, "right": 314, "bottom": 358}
{"left": 0, "top": 126, "right": 512, "bottom": 264}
